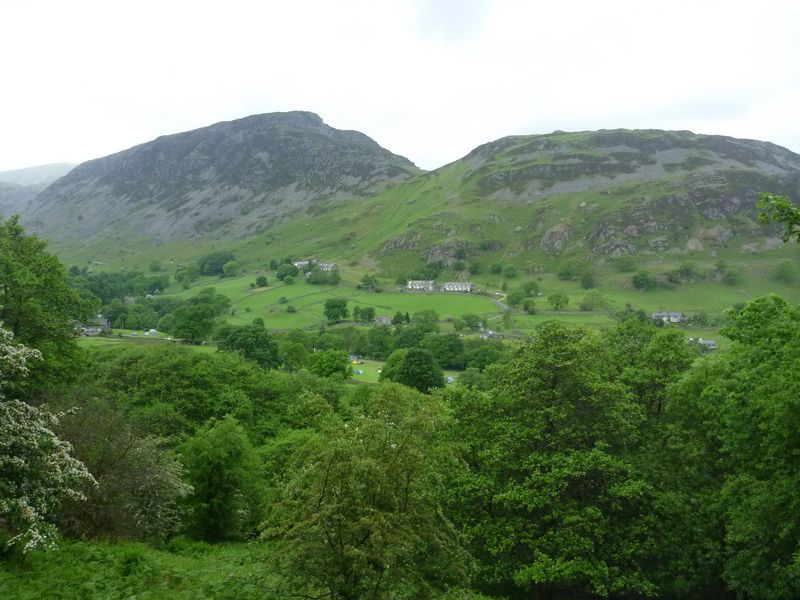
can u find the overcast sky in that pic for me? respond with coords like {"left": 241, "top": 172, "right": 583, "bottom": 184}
{"left": 1, "top": 0, "right": 799, "bottom": 171}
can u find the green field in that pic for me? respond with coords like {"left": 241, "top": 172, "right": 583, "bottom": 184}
{"left": 164, "top": 277, "right": 501, "bottom": 331}
{"left": 349, "top": 358, "right": 461, "bottom": 385}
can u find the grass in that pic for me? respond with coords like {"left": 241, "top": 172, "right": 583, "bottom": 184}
{"left": 0, "top": 539, "right": 278, "bottom": 599}
{"left": 165, "top": 278, "right": 500, "bottom": 331}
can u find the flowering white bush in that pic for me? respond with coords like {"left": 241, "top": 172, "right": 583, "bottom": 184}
{"left": 0, "top": 320, "right": 95, "bottom": 551}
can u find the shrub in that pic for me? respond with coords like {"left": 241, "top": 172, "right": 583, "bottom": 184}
{"left": 557, "top": 258, "right": 584, "bottom": 281}
{"left": 547, "top": 292, "right": 569, "bottom": 310}
{"left": 632, "top": 271, "right": 658, "bottom": 291}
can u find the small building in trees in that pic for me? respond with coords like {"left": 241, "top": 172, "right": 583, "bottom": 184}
{"left": 480, "top": 330, "right": 503, "bottom": 340}
{"left": 651, "top": 311, "right": 684, "bottom": 324}
{"left": 697, "top": 338, "right": 717, "bottom": 352}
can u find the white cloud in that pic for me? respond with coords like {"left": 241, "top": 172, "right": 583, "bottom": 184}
{"left": 1, "top": 0, "right": 799, "bottom": 171}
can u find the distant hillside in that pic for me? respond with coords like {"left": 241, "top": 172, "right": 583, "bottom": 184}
{"left": 0, "top": 182, "right": 37, "bottom": 218}
{"left": 26, "top": 112, "right": 419, "bottom": 241}
{"left": 393, "top": 129, "right": 800, "bottom": 260}
{"left": 0, "top": 162, "right": 74, "bottom": 187}
{"left": 0, "top": 162, "right": 75, "bottom": 218}
{"left": 252, "top": 128, "right": 800, "bottom": 277}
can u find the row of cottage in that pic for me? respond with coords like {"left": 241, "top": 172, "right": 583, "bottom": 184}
{"left": 292, "top": 260, "right": 337, "bottom": 272}
{"left": 406, "top": 280, "right": 474, "bottom": 292}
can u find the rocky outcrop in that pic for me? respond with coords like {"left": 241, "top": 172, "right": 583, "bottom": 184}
{"left": 539, "top": 223, "right": 572, "bottom": 253}
{"left": 425, "top": 240, "right": 476, "bottom": 265}
{"left": 381, "top": 231, "right": 422, "bottom": 255}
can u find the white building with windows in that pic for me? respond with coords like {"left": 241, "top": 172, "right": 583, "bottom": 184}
{"left": 441, "top": 281, "right": 474, "bottom": 292}
{"left": 406, "top": 280, "right": 435, "bottom": 291}
{"left": 651, "top": 311, "right": 684, "bottom": 323}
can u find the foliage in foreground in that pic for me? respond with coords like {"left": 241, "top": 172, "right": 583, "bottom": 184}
{"left": 263, "top": 384, "right": 471, "bottom": 599}
{"left": 0, "top": 322, "right": 94, "bottom": 552}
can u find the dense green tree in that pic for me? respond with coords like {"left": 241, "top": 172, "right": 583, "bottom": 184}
{"left": 632, "top": 270, "right": 658, "bottom": 290}
{"left": 356, "top": 325, "right": 394, "bottom": 360}
{"left": 502, "top": 264, "right": 517, "bottom": 278}
{"left": 693, "top": 295, "right": 800, "bottom": 598}
{"left": 353, "top": 305, "right": 375, "bottom": 323}
{"left": 0, "top": 216, "right": 92, "bottom": 376}
{"left": 279, "top": 341, "right": 309, "bottom": 372}
{"left": 578, "top": 289, "right": 607, "bottom": 311}
{"left": 464, "top": 344, "right": 502, "bottom": 371}
{"left": 175, "top": 264, "right": 200, "bottom": 288}
{"left": 758, "top": 192, "right": 800, "bottom": 242}
{"left": 522, "top": 298, "right": 537, "bottom": 314}
{"left": 55, "top": 395, "right": 191, "bottom": 541}
{"left": 255, "top": 275, "right": 268, "bottom": 287}
{"left": 457, "top": 367, "right": 491, "bottom": 390}
{"left": 391, "top": 310, "right": 407, "bottom": 325}
{"left": 411, "top": 309, "right": 440, "bottom": 331}
{"left": 323, "top": 298, "right": 348, "bottom": 323}
{"left": 181, "top": 416, "right": 261, "bottom": 542}
{"left": 461, "top": 312, "right": 485, "bottom": 330}
{"left": 89, "top": 345, "right": 277, "bottom": 437}
{"left": 275, "top": 263, "right": 300, "bottom": 281}
{"left": 722, "top": 269, "right": 743, "bottom": 285}
{"left": 217, "top": 322, "right": 280, "bottom": 369}
{"left": 197, "top": 250, "right": 235, "bottom": 276}
{"left": 619, "top": 327, "right": 697, "bottom": 416}
{"left": 171, "top": 303, "right": 216, "bottom": 343}
{"left": 392, "top": 323, "right": 429, "bottom": 349}
{"left": 263, "top": 384, "right": 469, "bottom": 599}
{"left": 579, "top": 269, "right": 595, "bottom": 289}
{"left": 506, "top": 290, "right": 526, "bottom": 307}
{"left": 547, "top": 291, "right": 569, "bottom": 310}
{"left": 420, "top": 332, "right": 464, "bottom": 370}
{"left": 557, "top": 258, "right": 584, "bottom": 280}
{"left": 448, "top": 323, "right": 657, "bottom": 598}
{"left": 359, "top": 274, "right": 380, "bottom": 291}
{"left": 314, "top": 332, "right": 346, "bottom": 351}
{"left": 307, "top": 349, "right": 352, "bottom": 381}
{"left": 380, "top": 347, "right": 444, "bottom": 393}
{"left": 283, "top": 328, "right": 314, "bottom": 350}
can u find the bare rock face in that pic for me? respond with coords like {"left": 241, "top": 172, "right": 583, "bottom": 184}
{"left": 699, "top": 225, "right": 734, "bottom": 245}
{"left": 540, "top": 223, "right": 572, "bottom": 253}
{"left": 25, "top": 112, "right": 419, "bottom": 241}
{"left": 686, "top": 238, "right": 704, "bottom": 252}
{"left": 381, "top": 231, "right": 422, "bottom": 255}
{"left": 425, "top": 240, "right": 476, "bottom": 265}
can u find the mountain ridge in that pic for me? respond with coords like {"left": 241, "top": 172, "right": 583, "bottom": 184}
{"left": 10, "top": 115, "right": 800, "bottom": 275}
{"left": 27, "top": 111, "right": 420, "bottom": 241}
